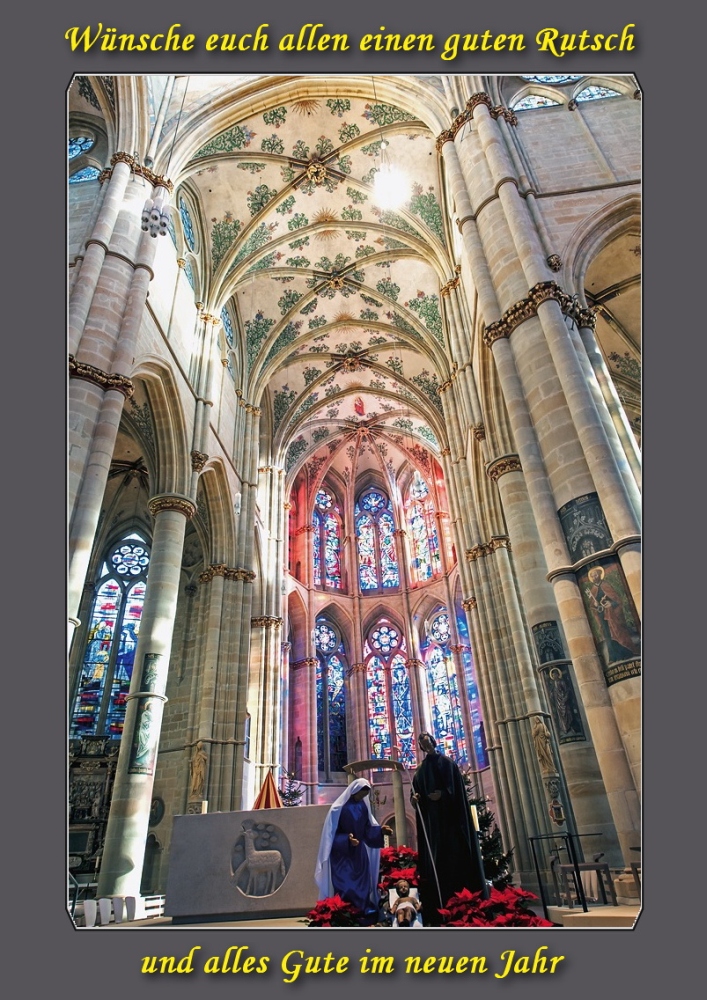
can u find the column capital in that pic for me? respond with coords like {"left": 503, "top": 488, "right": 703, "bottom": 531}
{"left": 466, "top": 535, "right": 511, "bottom": 561}
{"left": 251, "top": 616, "right": 283, "bottom": 629}
{"left": 435, "top": 93, "right": 517, "bottom": 150}
{"left": 198, "top": 563, "right": 228, "bottom": 583}
{"left": 107, "top": 151, "right": 174, "bottom": 193}
{"left": 404, "top": 658, "right": 424, "bottom": 670}
{"left": 486, "top": 454, "right": 522, "bottom": 482}
{"left": 69, "top": 355, "right": 134, "bottom": 399}
{"left": 291, "top": 657, "right": 318, "bottom": 670}
{"left": 484, "top": 281, "right": 597, "bottom": 347}
{"left": 462, "top": 596, "right": 477, "bottom": 611}
{"left": 472, "top": 423, "right": 486, "bottom": 441}
{"left": 440, "top": 266, "right": 462, "bottom": 297}
{"left": 148, "top": 493, "right": 196, "bottom": 520}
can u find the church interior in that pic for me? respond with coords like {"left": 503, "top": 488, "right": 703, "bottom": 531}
{"left": 67, "top": 72, "right": 641, "bottom": 916}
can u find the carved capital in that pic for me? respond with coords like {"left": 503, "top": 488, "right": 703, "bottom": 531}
{"left": 190, "top": 450, "right": 209, "bottom": 472}
{"left": 466, "top": 535, "right": 511, "bottom": 560}
{"left": 484, "top": 281, "right": 598, "bottom": 347}
{"left": 472, "top": 423, "right": 486, "bottom": 441}
{"left": 148, "top": 494, "right": 196, "bottom": 520}
{"left": 440, "top": 273, "right": 461, "bottom": 297}
{"left": 227, "top": 567, "right": 256, "bottom": 582}
{"left": 296, "top": 523, "right": 316, "bottom": 535}
{"left": 487, "top": 455, "right": 522, "bottom": 482}
{"left": 69, "top": 355, "right": 134, "bottom": 399}
{"left": 462, "top": 596, "right": 477, "bottom": 611}
{"left": 251, "top": 616, "right": 283, "bottom": 629}
{"left": 440, "top": 447, "right": 451, "bottom": 457}
{"left": 546, "top": 254, "right": 562, "bottom": 272}
{"left": 404, "top": 658, "right": 424, "bottom": 670}
{"left": 349, "top": 661, "right": 367, "bottom": 674}
{"left": 292, "top": 657, "right": 318, "bottom": 670}
{"left": 109, "top": 152, "right": 173, "bottom": 192}
{"left": 435, "top": 93, "right": 517, "bottom": 150}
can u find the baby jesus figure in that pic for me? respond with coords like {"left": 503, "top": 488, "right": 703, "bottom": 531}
{"left": 390, "top": 879, "right": 421, "bottom": 926}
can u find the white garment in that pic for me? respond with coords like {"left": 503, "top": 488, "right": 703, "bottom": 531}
{"left": 314, "top": 778, "right": 381, "bottom": 902}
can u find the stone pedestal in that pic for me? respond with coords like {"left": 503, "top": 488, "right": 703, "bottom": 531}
{"left": 165, "top": 805, "right": 330, "bottom": 922}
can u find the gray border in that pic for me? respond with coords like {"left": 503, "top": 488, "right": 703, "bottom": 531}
{"left": 12, "top": 0, "right": 698, "bottom": 995}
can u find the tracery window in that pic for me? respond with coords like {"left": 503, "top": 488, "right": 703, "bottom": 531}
{"left": 355, "top": 488, "right": 399, "bottom": 591}
{"left": 314, "top": 621, "right": 348, "bottom": 775}
{"left": 575, "top": 86, "right": 622, "bottom": 103}
{"left": 312, "top": 488, "right": 342, "bottom": 589}
{"left": 406, "top": 470, "right": 441, "bottom": 583}
{"left": 69, "top": 167, "right": 101, "bottom": 184}
{"left": 179, "top": 195, "right": 196, "bottom": 251}
{"left": 513, "top": 95, "right": 561, "bottom": 111}
{"left": 520, "top": 75, "right": 582, "bottom": 84}
{"left": 69, "top": 135, "right": 95, "bottom": 159}
{"left": 364, "top": 619, "right": 414, "bottom": 767}
{"left": 70, "top": 533, "right": 150, "bottom": 739}
{"left": 422, "top": 609, "right": 468, "bottom": 763}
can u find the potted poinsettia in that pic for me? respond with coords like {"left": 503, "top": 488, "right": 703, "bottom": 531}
{"left": 303, "top": 894, "right": 366, "bottom": 927}
{"left": 439, "top": 886, "right": 554, "bottom": 927}
{"left": 378, "top": 845, "right": 419, "bottom": 893}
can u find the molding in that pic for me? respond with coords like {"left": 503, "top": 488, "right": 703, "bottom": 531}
{"left": 148, "top": 494, "right": 197, "bottom": 520}
{"left": 466, "top": 535, "right": 511, "bottom": 561}
{"left": 486, "top": 454, "right": 522, "bottom": 482}
{"left": 436, "top": 92, "right": 518, "bottom": 150}
{"left": 68, "top": 355, "right": 134, "bottom": 399}
{"left": 484, "top": 280, "right": 597, "bottom": 348}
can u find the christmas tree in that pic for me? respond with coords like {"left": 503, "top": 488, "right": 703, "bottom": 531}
{"left": 461, "top": 770, "right": 514, "bottom": 888}
{"left": 280, "top": 769, "right": 305, "bottom": 807}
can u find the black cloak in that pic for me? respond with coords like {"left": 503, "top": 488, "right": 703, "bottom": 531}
{"left": 412, "top": 751, "right": 488, "bottom": 924}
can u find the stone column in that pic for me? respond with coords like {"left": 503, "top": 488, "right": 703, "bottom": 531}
{"left": 97, "top": 493, "right": 195, "bottom": 898}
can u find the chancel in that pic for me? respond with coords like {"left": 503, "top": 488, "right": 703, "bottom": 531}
{"left": 68, "top": 73, "right": 641, "bottom": 925}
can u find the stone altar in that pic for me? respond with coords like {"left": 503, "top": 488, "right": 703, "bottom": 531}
{"left": 165, "top": 804, "right": 330, "bottom": 922}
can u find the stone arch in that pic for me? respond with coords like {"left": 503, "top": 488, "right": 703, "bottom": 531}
{"left": 197, "top": 460, "right": 236, "bottom": 564}
{"left": 562, "top": 194, "right": 641, "bottom": 300}
{"left": 131, "top": 357, "right": 190, "bottom": 496}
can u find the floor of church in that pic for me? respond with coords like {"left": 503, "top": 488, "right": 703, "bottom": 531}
{"left": 83, "top": 903, "right": 641, "bottom": 929}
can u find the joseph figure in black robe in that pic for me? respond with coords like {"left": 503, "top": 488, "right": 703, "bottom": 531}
{"left": 411, "top": 732, "right": 488, "bottom": 925}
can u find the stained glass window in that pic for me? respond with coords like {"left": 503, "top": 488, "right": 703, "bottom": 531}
{"left": 407, "top": 471, "right": 441, "bottom": 583}
{"left": 520, "top": 75, "right": 582, "bottom": 84}
{"left": 69, "top": 167, "right": 101, "bottom": 184}
{"left": 71, "top": 534, "right": 150, "bottom": 739}
{"left": 456, "top": 612, "right": 488, "bottom": 769}
{"left": 184, "top": 261, "right": 195, "bottom": 290}
{"left": 69, "top": 135, "right": 95, "bottom": 159}
{"left": 315, "top": 621, "right": 348, "bottom": 775}
{"left": 355, "top": 488, "right": 399, "bottom": 590}
{"left": 312, "top": 488, "right": 342, "bottom": 589}
{"left": 179, "top": 195, "right": 196, "bottom": 251}
{"left": 423, "top": 610, "right": 467, "bottom": 763}
{"left": 365, "top": 621, "right": 415, "bottom": 767}
{"left": 576, "top": 86, "right": 621, "bottom": 103}
{"left": 513, "top": 95, "right": 561, "bottom": 111}
{"left": 221, "top": 308, "right": 234, "bottom": 349}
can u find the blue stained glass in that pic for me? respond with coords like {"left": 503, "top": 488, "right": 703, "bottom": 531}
{"left": 221, "top": 307, "right": 234, "bottom": 348}
{"left": 379, "top": 511, "right": 399, "bottom": 588}
{"left": 430, "top": 612, "right": 451, "bottom": 645}
{"left": 410, "top": 471, "right": 429, "bottom": 501}
{"left": 313, "top": 510, "right": 322, "bottom": 587}
{"left": 360, "top": 489, "right": 388, "bottom": 513}
{"left": 520, "top": 75, "right": 582, "bottom": 84}
{"left": 69, "top": 135, "right": 94, "bottom": 159}
{"left": 357, "top": 513, "right": 378, "bottom": 590}
{"left": 390, "top": 655, "right": 415, "bottom": 767}
{"left": 426, "top": 644, "right": 467, "bottom": 763}
{"left": 179, "top": 195, "right": 196, "bottom": 251}
{"left": 316, "top": 489, "right": 333, "bottom": 510}
{"left": 69, "top": 166, "right": 100, "bottom": 184}
{"left": 408, "top": 473, "right": 440, "bottom": 583}
{"left": 576, "top": 86, "right": 621, "bottom": 102}
{"left": 367, "top": 656, "right": 391, "bottom": 758}
{"left": 71, "top": 536, "right": 150, "bottom": 739}
{"left": 315, "top": 620, "right": 337, "bottom": 652}
{"left": 327, "top": 653, "right": 347, "bottom": 771}
{"left": 316, "top": 658, "right": 325, "bottom": 769}
{"left": 323, "top": 512, "right": 341, "bottom": 588}
{"left": 184, "top": 261, "right": 195, "bottom": 290}
{"left": 513, "top": 95, "right": 561, "bottom": 111}
{"left": 371, "top": 624, "right": 399, "bottom": 655}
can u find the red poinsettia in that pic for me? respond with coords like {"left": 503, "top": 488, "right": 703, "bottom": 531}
{"left": 304, "top": 895, "right": 366, "bottom": 927}
{"left": 438, "top": 885, "right": 554, "bottom": 928}
{"left": 378, "top": 846, "right": 420, "bottom": 892}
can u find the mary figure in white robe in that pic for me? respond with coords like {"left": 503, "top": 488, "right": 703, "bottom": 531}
{"left": 314, "top": 778, "right": 392, "bottom": 921}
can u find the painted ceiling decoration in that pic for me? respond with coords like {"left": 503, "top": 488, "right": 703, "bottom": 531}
{"left": 165, "top": 81, "right": 456, "bottom": 494}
